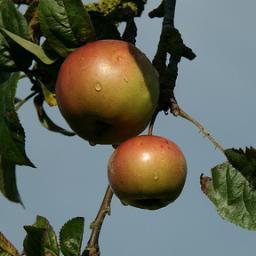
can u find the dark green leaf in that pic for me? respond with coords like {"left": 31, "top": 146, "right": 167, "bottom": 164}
{"left": 32, "top": 216, "right": 60, "bottom": 256}
{"left": 0, "top": 0, "right": 32, "bottom": 70}
{"left": 0, "top": 73, "right": 35, "bottom": 167}
{"left": 60, "top": 217, "right": 85, "bottom": 256}
{"left": 89, "top": 11, "right": 120, "bottom": 40}
{"left": 0, "top": 155, "right": 22, "bottom": 204}
{"left": 0, "top": 28, "right": 55, "bottom": 65}
{"left": 23, "top": 226, "right": 46, "bottom": 256}
{"left": 34, "top": 95, "right": 75, "bottom": 136}
{"left": 202, "top": 162, "right": 256, "bottom": 230}
{"left": 38, "top": 0, "right": 95, "bottom": 57}
{"left": 0, "top": 232, "right": 19, "bottom": 256}
{"left": 225, "top": 147, "right": 256, "bottom": 186}
{"left": 0, "top": 72, "right": 10, "bottom": 83}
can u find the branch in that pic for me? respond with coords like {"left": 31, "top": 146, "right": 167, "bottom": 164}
{"left": 84, "top": 185, "right": 114, "bottom": 256}
{"left": 176, "top": 106, "right": 225, "bottom": 153}
{"left": 163, "top": 0, "right": 176, "bottom": 28}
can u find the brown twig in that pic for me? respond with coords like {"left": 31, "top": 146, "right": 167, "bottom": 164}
{"left": 176, "top": 106, "right": 225, "bottom": 153}
{"left": 84, "top": 185, "right": 114, "bottom": 256}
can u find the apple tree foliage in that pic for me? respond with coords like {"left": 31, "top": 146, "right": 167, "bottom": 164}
{"left": 0, "top": 0, "right": 255, "bottom": 255}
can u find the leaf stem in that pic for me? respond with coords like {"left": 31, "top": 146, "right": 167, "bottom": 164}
{"left": 85, "top": 185, "right": 114, "bottom": 256}
{"left": 176, "top": 106, "right": 225, "bottom": 153}
{"left": 15, "top": 91, "right": 38, "bottom": 111}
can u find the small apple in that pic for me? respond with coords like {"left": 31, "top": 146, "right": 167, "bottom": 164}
{"left": 56, "top": 40, "right": 159, "bottom": 145}
{"left": 108, "top": 135, "right": 187, "bottom": 210}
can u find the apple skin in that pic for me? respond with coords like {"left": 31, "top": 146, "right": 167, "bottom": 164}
{"left": 108, "top": 135, "right": 187, "bottom": 210}
{"left": 56, "top": 40, "right": 159, "bottom": 145}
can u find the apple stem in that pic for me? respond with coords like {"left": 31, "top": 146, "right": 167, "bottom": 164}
{"left": 176, "top": 106, "right": 225, "bottom": 154}
{"left": 148, "top": 108, "right": 160, "bottom": 136}
{"left": 85, "top": 185, "right": 114, "bottom": 256}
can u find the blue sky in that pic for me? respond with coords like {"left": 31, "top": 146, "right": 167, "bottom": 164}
{"left": 1, "top": 1, "right": 256, "bottom": 255}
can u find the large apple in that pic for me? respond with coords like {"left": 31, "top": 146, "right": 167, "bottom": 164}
{"left": 56, "top": 40, "right": 159, "bottom": 145}
{"left": 108, "top": 135, "right": 187, "bottom": 210}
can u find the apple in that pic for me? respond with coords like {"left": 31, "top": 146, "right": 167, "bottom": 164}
{"left": 56, "top": 40, "right": 159, "bottom": 145}
{"left": 108, "top": 135, "right": 187, "bottom": 210}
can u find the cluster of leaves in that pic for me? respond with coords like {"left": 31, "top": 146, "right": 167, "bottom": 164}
{"left": 0, "top": 216, "right": 86, "bottom": 256}
{"left": 0, "top": 0, "right": 146, "bottom": 205}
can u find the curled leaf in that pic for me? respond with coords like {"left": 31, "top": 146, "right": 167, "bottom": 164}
{"left": 0, "top": 155, "right": 23, "bottom": 205}
{"left": 33, "top": 95, "right": 75, "bottom": 136}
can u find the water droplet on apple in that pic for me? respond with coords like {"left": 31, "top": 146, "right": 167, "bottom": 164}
{"left": 153, "top": 174, "right": 159, "bottom": 181}
{"left": 95, "top": 82, "right": 102, "bottom": 92}
{"left": 89, "top": 141, "right": 96, "bottom": 146}
{"left": 116, "top": 55, "right": 123, "bottom": 62}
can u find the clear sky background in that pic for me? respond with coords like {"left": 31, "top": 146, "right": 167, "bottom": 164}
{"left": 1, "top": 1, "right": 256, "bottom": 255}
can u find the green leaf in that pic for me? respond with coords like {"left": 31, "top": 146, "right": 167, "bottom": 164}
{"left": 23, "top": 226, "right": 46, "bottom": 256}
{"left": 202, "top": 162, "right": 256, "bottom": 230}
{"left": 89, "top": 11, "right": 120, "bottom": 40}
{"left": 60, "top": 217, "right": 85, "bottom": 256}
{"left": 0, "top": 28, "right": 55, "bottom": 65}
{"left": 33, "top": 216, "right": 60, "bottom": 256}
{"left": 0, "top": 73, "right": 35, "bottom": 167}
{"left": 38, "top": 0, "right": 95, "bottom": 57}
{"left": 0, "top": 0, "right": 32, "bottom": 70}
{"left": 0, "top": 232, "right": 19, "bottom": 256}
{"left": 34, "top": 95, "right": 75, "bottom": 136}
{"left": 225, "top": 147, "right": 256, "bottom": 186}
{"left": 0, "top": 72, "right": 10, "bottom": 83}
{"left": 0, "top": 155, "right": 22, "bottom": 204}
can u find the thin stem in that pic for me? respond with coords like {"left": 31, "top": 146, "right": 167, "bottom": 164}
{"left": 15, "top": 91, "right": 38, "bottom": 111}
{"left": 148, "top": 108, "right": 159, "bottom": 135}
{"left": 177, "top": 107, "right": 225, "bottom": 153}
{"left": 85, "top": 185, "right": 114, "bottom": 256}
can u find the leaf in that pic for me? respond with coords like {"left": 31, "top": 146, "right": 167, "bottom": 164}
{"left": 23, "top": 226, "right": 46, "bottom": 256}
{"left": 0, "top": 232, "right": 19, "bottom": 256}
{"left": 225, "top": 147, "right": 256, "bottom": 186}
{"left": 0, "top": 73, "right": 35, "bottom": 167}
{"left": 0, "top": 0, "right": 32, "bottom": 70}
{"left": 38, "top": 79, "right": 57, "bottom": 106}
{"left": 32, "top": 216, "right": 60, "bottom": 256}
{"left": 59, "top": 217, "right": 85, "bottom": 256}
{"left": 0, "top": 72, "right": 10, "bottom": 83}
{"left": 34, "top": 95, "right": 75, "bottom": 136}
{"left": 88, "top": 11, "right": 121, "bottom": 40}
{"left": 0, "top": 155, "right": 22, "bottom": 204}
{"left": 202, "top": 162, "right": 256, "bottom": 230}
{"left": 38, "top": 0, "right": 95, "bottom": 57}
{"left": 0, "top": 28, "right": 55, "bottom": 65}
